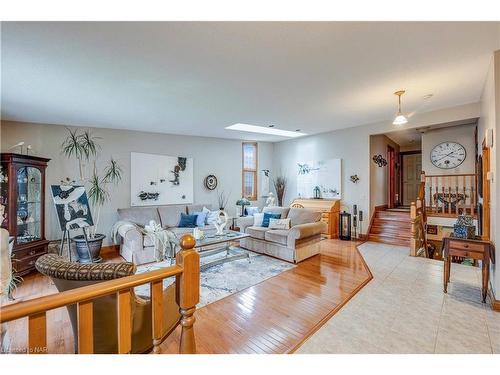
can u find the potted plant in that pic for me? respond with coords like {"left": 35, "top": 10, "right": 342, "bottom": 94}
{"left": 61, "top": 128, "right": 123, "bottom": 262}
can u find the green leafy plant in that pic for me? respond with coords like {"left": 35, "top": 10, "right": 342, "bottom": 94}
{"left": 61, "top": 128, "right": 123, "bottom": 238}
{"left": 8, "top": 256, "right": 23, "bottom": 300}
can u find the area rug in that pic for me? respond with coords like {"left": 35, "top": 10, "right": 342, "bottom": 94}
{"left": 134, "top": 248, "right": 295, "bottom": 308}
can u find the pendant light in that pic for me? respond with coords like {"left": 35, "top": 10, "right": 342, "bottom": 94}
{"left": 393, "top": 90, "right": 408, "bottom": 126}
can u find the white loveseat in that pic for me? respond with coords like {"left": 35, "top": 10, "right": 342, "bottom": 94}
{"left": 236, "top": 206, "right": 326, "bottom": 263}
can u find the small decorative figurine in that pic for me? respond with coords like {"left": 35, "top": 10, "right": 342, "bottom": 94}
{"left": 265, "top": 192, "right": 276, "bottom": 207}
{"left": 453, "top": 214, "right": 476, "bottom": 239}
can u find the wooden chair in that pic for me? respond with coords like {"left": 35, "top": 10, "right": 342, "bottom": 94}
{"left": 35, "top": 254, "right": 180, "bottom": 353}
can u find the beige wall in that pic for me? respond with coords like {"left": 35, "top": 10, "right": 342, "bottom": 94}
{"left": 478, "top": 50, "right": 500, "bottom": 296}
{"left": 421, "top": 124, "right": 477, "bottom": 175}
{"left": 369, "top": 134, "right": 400, "bottom": 211}
{"left": 0, "top": 121, "right": 274, "bottom": 245}
{"left": 272, "top": 102, "right": 480, "bottom": 235}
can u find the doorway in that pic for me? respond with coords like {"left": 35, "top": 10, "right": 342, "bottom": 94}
{"left": 387, "top": 146, "right": 397, "bottom": 208}
{"left": 400, "top": 151, "right": 422, "bottom": 206}
{"left": 482, "top": 141, "right": 490, "bottom": 239}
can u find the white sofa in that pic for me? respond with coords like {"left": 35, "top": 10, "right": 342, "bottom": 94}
{"left": 116, "top": 204, "right": 213, "bottom": 265}
{"left": 236, "top": 206, "right": 326, "bottom": 263}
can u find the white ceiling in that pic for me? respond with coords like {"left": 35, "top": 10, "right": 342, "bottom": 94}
{"left": 385, "top": 128, "right": 423, "bottom": 148}
{"left": 385, "top": 119, "right": 478, "bottom": 147}
{"left": 1, "top": 22, "right": 499, "bottom": 142}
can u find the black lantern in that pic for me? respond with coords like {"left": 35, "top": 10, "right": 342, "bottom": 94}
{"left": 339, "top": 211, "right": 351, "bottom": 240}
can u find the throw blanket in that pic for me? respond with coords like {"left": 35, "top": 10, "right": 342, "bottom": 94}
{"left": 111, "top": 220, "right": 178, "bottom": 262}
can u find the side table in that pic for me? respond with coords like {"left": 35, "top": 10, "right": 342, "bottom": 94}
{"left": 442, "top": 234, "right": 495, "bottom": 303}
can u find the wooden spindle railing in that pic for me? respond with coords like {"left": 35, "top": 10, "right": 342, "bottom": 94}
{"left": 0, "top": 234, "right": 200, "bottom": 354}
{"left": 422, "top": 172, "right": 477, "bottom": 217}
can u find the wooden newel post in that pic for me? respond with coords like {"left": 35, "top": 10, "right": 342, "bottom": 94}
{"left": 410, "top": 202, "right": 417, "bottom": 257}
{"left": 420, "top": 170, "right": 426, "bottom": 182}
{"left": 175, "top": 234, "right": 200, "bottom": 354}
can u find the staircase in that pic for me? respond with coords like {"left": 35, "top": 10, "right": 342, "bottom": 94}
{"left": 367, "top": 208, "right": 412, "bottom": 246}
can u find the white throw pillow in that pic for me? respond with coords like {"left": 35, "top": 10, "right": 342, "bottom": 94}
{"left": 253, "top": 212, "right": 264, "bottom": 227}
{"left": 246, "top": 206, "right": 260, "bottom": 216}
{"left": 204, "top": 208, "right": 219, "bottom": 225}
{"left": 268, "top": 218, "right": 291, "bottom": 230}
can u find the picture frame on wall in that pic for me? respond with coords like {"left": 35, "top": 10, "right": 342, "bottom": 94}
{"left": 130, "top": 152, "right": 194, "bottom": 206}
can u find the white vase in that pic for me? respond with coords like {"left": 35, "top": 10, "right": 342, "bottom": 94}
{"left": 214, "top": 210, "right": 228, "bottom": 235}
{"left": 193, "top": 227, "right": 204, "bottom": 240}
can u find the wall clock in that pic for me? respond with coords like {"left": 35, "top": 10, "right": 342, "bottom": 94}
{"left": 204, "top": 175, "right": 218, "bottom": 190}
{"left": 430, "top": 141, "right": 466, "bottom": 169}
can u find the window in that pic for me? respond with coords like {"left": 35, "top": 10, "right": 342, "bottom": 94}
{"left": 242, "top": 142, "right": 258, "bottom": 200}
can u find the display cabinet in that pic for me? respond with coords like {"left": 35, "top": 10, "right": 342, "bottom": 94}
{"left": 1, "top": 153, "right": 51, "bottom": 276}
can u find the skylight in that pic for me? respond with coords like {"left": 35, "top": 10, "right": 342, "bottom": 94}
{"left": 225, "top": 123, "right": 307, "bottom": 138}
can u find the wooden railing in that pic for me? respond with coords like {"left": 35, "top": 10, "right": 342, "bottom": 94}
{"left": 0, "top": 234, "right": 200, "bottom": 354}
{"left": 422, "top": 172, "right": 477, "bottom": 217}
{"left": 410, "top": 175, "right": 428, "bottom": 257}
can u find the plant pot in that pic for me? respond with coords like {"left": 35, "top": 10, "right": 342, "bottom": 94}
{"left": 72, "top": 234, "right": 105, "bottom": 263}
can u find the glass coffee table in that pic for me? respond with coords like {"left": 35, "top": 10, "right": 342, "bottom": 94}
{"left": 176, "top": 229, "right": 251, "bottom": 270}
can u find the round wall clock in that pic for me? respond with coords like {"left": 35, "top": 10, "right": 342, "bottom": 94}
{"left": 204, "top": 175, "right": 218, "bottom": 190}
{"left": 430, "top": 141, "right": 466, "bottom": 169}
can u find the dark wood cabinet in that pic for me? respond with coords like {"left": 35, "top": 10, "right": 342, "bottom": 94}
{"left": 1, "top": 153, "right": 51, "bottom": 276}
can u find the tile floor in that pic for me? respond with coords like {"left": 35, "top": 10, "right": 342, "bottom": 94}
{"left": 298, "top": 242, "right": 500, "bottom": 354}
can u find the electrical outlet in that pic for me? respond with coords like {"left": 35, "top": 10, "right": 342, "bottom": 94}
{"left": 487, "top": 171, "right": 494, "bottom": 182}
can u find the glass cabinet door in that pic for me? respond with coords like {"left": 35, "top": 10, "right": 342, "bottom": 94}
{"left": 0, "top": 163, "right": 7, "bottom": 228}
{"left": 16, "top": 166, "right": 42, "bottom": 244}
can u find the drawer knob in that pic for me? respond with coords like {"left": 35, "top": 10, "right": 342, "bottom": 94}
{"left": 29, "top": 250, "right": 36, "bottom": 255}
{"left": 463, "top": 244, "right": 469, "bottom": 249}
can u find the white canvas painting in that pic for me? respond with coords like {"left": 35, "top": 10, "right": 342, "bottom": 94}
{"left": 131, "top": 152, "right": 194, "bottom": 206}
{"left": 297, "top": 159, "right": 342, "bottom": 199}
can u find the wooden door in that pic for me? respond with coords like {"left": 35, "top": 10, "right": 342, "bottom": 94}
{"left": 387, "top": 146, "right": 396, "bottom": 208}
{"left": 482, "top": 142, "right": 490, "bottom": 239}
{"left": 402, "top": 153, "right": 422, "bottom": 206}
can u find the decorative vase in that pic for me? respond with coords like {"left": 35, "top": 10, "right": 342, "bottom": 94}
{"left": 193, "top": 227, "right": 205, "bottom": 240}
{"left": 72, "top": 234, "right": 105, "bottom": 263}
{"left": 214, "top": 210, "right": 228, "bottom": 235}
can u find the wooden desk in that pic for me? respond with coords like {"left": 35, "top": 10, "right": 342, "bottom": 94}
{"left": 290, "top": 198, "right": 340, "bottom": 239}
{"left": 442, "top": 235, "right": 494, "bottom": 303}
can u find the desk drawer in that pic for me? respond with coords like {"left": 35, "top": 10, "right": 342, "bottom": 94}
{"left": 448, "top": 248, "right": 484, "bottom": 261}
{"left": 448, "top": 240, "right": 485, "bottom": 253}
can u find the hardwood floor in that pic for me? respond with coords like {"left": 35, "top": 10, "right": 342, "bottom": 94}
{"left": 1, "top": 239, "right": 372, "bottom": 354}
{"left": 159, "top": 240, "right": 372, "bottom": 353}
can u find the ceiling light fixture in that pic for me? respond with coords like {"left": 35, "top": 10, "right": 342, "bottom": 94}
{"left": 226, "top": 123, "right": 307, "bottom": 138}
{"left": 392, "top": 90, "right": 408, "bottom": 126}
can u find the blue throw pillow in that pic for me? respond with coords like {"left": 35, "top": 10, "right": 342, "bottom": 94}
{"left": 193, "top": 211, "right": 207, "bottom": 227}
{"left": 178, "top": 213, "right": 198, "bottom": 228}
{"left": 262, "top": 212, "right": 281, "bottom": 227}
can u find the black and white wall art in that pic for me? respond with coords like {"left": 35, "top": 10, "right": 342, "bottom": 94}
{"left": 51, "top": 185, "right": 94, "bottom": 231}
{"left": 131, "top": 152, "right": 194, "bottom": 206}
{"left": 297, "top": 159, "right": 342, "bottom": 199}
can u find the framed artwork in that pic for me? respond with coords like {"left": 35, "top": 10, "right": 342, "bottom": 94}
{"left": 297, "top": 159, "right": 342, "bottom": 199}
{"left": 51, "top": 185, "right": 93, "bottom": 231}
{"left": 131, "top": 152, "right": 194, "bottom": 206}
